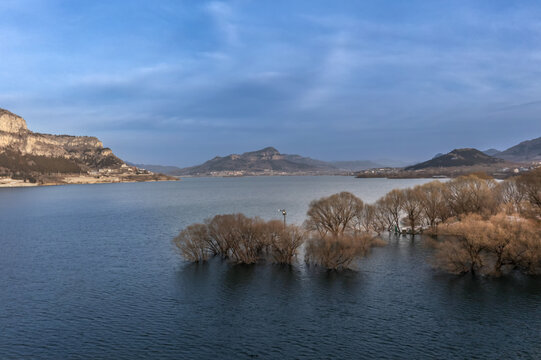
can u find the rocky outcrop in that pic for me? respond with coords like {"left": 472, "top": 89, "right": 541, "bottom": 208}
{"left": 0, "top": 109, "right": 28, "bottom": 133}
{"left": 0, "top": 108, "right": 175, "bottom": 185}
{"left": 0, "top": 109, "right": 123, "bottom": 171}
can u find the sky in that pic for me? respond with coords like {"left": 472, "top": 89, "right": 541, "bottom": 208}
{"left": 1, "top": 0, "right": 541, "bottom": 166}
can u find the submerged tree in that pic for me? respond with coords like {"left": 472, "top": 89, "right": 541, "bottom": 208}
{"left": 305, "top": 191, "right": 364, "bottom": 238}
{"left": 515, "top": 167, "right": 541, "bottom": 218}
{"left": 433, "top": 213, "right": 541, "bottom": 276}
{"left": 173, "top": 223, "right": 210, "bottom": 262}
{"left": 445, "top": 174, "right": 499, "bottom": 218}
{"left": 174, "top": 214, "right": 305, "bottom": 265}
{"left": 304, "top": 234, "right": 381, "bottom": 271}
{"left": 376, "top": 189, "right": 404, "bottom": 232}
{"left": 434, "top": 215, "right": 492, "bottom": 275}
{"left": 401, "top": 186, "right": 424, "bottom": 235}
{"left": 304, "top": 192, "right": 385, "bottom": 270}
{"left": 417, "top": 181, "right": 451, "bottom": 230}
{"left": 266, "top": 221, "right": 305, "bottom": 264}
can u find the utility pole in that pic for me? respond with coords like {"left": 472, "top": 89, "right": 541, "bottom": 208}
{"left": 279, "top": 209, "right": 287, "bottom": 228}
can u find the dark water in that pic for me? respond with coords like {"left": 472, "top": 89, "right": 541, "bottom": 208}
{"left": 1, "top": 176, "right": 540, "bottom": 359}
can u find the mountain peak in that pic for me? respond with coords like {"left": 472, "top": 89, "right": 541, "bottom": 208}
{"left": 247, "top": 147, "right": 280, "bottom": 155}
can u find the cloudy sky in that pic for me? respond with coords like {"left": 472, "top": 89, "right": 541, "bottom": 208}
{"left": 1, "top": 0, "right": 541, "bottom": 166}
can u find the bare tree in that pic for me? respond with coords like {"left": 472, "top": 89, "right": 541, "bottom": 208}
{"left": 354, "top": 203, "right": 384, "bottom": 234}
{"left": 173, "top": 223, "right": 210, "bottom": 262}
{"left": 433, "top": 213, "right": 541, "bottom": 276}
{"left": 304, "top": 234, "right": 382, "bottom": 271}
{"left": 417, "top": 181, "right": 451, "bottom": 230}
{"left": 496, "top": 178, "right": 524, "bottom": 214}
{"left": 505, "top": 218, "right": 541, "bottom": 275}
{"left": 445, "top": 174, "right": 499, "bottom": 218}
{"left": 435, "top": 215, "right": 491, "bottom": 275}
{"left": 305, "top": 192, "right": 364, "bottom": 238}
{"left": 376, "top": 189, "right": 404, "bottom": 232}
{"left": 515, "top": 168, "right": 541, "bottom": 217}
{"left": 401, "top": 186, "right": 424, "bottom": 235}
{"left": 205, "top": 214, "right": 240, "bottom": 257}
{"left": 267, "top": 222, "right": 305, "bottom": 264}
{"left": 304, "top": 192, "right": 385, "bottom": 270}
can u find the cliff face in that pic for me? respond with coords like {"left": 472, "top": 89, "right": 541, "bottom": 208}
{"left": 0, "top": 109, "right": 28, "bottom": 133}
{"left": 0, "top": 109, "right": 123, "bottom": 170}
{"left": 0, "top": 108, "right": 176, "bottom": 186}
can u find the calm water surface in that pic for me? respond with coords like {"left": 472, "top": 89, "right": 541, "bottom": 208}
{"left": 1, "top": 176, "right": 540, "bottom": 359}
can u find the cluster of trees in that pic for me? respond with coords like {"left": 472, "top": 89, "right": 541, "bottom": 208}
{"left": 304, "top": 192, "right": 385, "bottom": 270}
{"left": 359, "top": 169, "right": 541, "bottom": 235}
{"left": 174, "top": 192, "right": 385, "bottom": 270}
{"left": 434, "top": 213, "right": 540, "bottom": 276}
{"left": 173, "top": 214, "right": 304, "bottom": 265}
{"left": 174, "top": 168, "right": 540, "bottom": 275}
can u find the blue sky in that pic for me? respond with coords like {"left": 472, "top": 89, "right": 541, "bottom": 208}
{"left": 1, "top": 0, "right": 541, "bottom": 166}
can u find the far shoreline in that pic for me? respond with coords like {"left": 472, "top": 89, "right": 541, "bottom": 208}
{"left": 0, "top": 177, "right": 179, "bottom": 189}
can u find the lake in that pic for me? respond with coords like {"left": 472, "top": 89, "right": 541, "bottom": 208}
{"left": 1, "top": 176, "right": 540, "bottom": 359}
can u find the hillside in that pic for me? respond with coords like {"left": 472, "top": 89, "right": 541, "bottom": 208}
{"left": 405, "top": 148, "right": 504, "bottom": 171}
{"left": 0, "top": 108, "right": 174, "bottom": 186}
{"left": 173, "top": 147, "right": 341, "bottom": 176}
{"left": 496, "top": 136, "right": 541, "bottom": 162}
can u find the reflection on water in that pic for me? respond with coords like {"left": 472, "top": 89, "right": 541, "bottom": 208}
{"left": 0, "top": 177, "right": 540, "bottom": 359}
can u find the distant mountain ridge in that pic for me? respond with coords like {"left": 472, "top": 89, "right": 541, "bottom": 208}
{"left": 496, "top": 136, "right": 541, "bottom": 162}
{"left": 172, "top": 147, "right": 342, "bottom": 176}
{"left": 405, "top": 148, "right": 504, "bottom": 171}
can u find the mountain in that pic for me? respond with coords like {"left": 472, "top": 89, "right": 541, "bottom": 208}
{"left": 0, "top": 108, "right": 174, "bottom": 186}
{"left": 172, "top": 147, "right": 341, "bottom": 176}
{"left": 483, "top": 148, "right": 501, "bottom": 157}
{"left": 405, "top": 148, "right": 504, "bottom": 171}
{"left": 496, "top": 136, "right": 541, "bottom": 162}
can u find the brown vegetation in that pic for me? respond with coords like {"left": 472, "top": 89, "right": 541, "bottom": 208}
{"left": 445, "top": 174, "right": 499, "bottom": 218}
{"left": 434, "top": 214, "right": 541, "bottom": 276}
{"left": 173, "top": 213, "right": 305, "bottom": 265}
{"left": 305, "top": 191, "right": 363, "bottom": 238}
{"left": 305, "top": 234, "right": 384, "bottom": 271}
{"left": 304, "top": 192, "right": 385, "bottom": 270}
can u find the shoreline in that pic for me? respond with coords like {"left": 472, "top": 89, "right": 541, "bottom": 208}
{"left": 0, "top": 177, "right": 179, "bottom": 188}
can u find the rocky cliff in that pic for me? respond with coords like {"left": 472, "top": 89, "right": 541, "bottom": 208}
{"left": 0, "top": 108, "right": 173, "bottom": 185}
{"left": 0, "top": 109, "right": 123, "bottom": 170}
